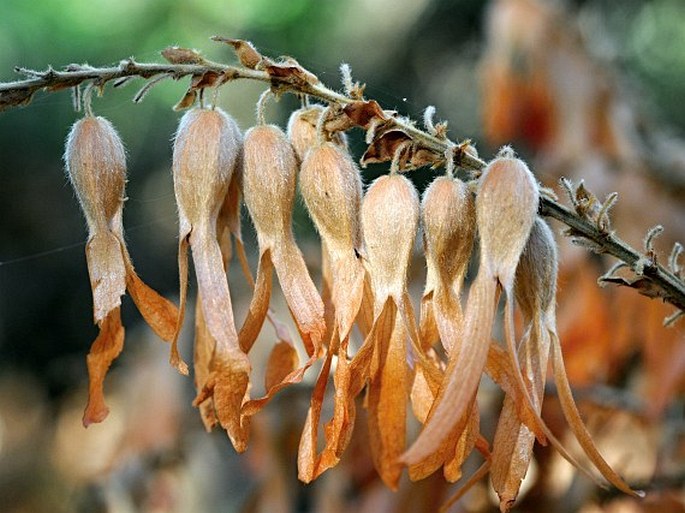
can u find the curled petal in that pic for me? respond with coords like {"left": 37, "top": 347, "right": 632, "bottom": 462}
{"left": 83, "top": 307, "right": 125, "bottom": 427}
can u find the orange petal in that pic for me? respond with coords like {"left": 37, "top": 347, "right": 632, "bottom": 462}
{"left": 125, "top": 265, "right": 178, "bottom": 343}
{"left": 194, "top": 293, "right": 217, "bottom": 431}
{"left": 550, "top": 331, "right": 643, "bottom": 497}
{"left": 210, "top": 352, "right": 252, "bottom": 452}
{"left": 330, "top": 250, "right": 365, "bottom": 343}
{"left": 85, "top": 231, "right": 127, "bottom": 323}
{"left": 367, "top": 312, "right": 408, "bottom": 490}
{"left": 444, "top": 405, "right": 480, "bottom": 482}
{"left": 402, "top": 273, "right": 496, "bottom": 465}
{"left": 238, "top": 249, "right": 274, "bottom": 353}
{"left": 83, "top": 307, "right": 125, "bottom": 427}
{"left": 272, "top": 238, "right": 326, "bottom": 357}
{"left": 169, "top": 235, "right": 191, "bottom": 375}
{"left": 298, "top": 350, "right": 333, "bottom": 482}
{"left": 419, "top": 291, "right": 439, "bottom": 350}
{"left": 491, "top": 322, "right": 550, "bottom": 509}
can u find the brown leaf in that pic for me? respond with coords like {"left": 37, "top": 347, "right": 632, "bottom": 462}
{"left": 83, "top": 307, "right": 125, "bottom": 427}
{"left": 361, "top": 129, "right": 411, "bottom": 166}
{"left": 173, "top": 88, "right": 197, "bottom": 111}
{"left": 161, "top": 46, "right": 205, "bottom": 65}
{"left": 264, "top": 60, "right": 319, "bottom": 86}
{"left": 215, "top": 38, "right": 263, "bottom": 69}
{"left": 342, "top": 100, "right": 386, "bottom": 129}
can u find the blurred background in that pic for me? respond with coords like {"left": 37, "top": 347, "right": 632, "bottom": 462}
{"left": 0, "top": 0, "right": 684, "bottom": 511}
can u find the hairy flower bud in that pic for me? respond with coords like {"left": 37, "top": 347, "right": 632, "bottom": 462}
{"left": 476, "top": 152, "right": 539, "bottom": 285}
{"left": 362, "top": 174, "right": 419, "bottom": 306}
{"left": 514, "top": 217, "right": 558, "bottom": 319}
{"left": 287, "top": 105, "right": 346, "bottom": 162}
{"left": 422, "top": 176, "right": 475, "bottom": 295}
{"left": 241, "top": 123, "right": 325, "bottom": 358}
{"left": 173, "top": 107, "right": 241, "bottom": 231}
{"left": 65, "top": 116, "right": 127, "bottom": 235}
{"left": 300, "top": 142, "right": 362, "bottom": 253}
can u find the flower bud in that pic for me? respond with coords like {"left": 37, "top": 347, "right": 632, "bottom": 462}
{"left": 514, "top": 217, "right": 558, "bottom": 319}
{"left": 173, "top": 108, "right": 241, "bottom": 231}
{"left": 300, "top": 142, "right": 362, "bottom": 252}
{"left": 65, "top": 116, "right": 126, "bottom": 234}
{"left": 361, "top": 174, "right": 419, "bottom": 306}
{"left": 243, "top": 124, "right": 297, "bottom": 241}
{"left": 287, "top": 105, "right": 347, "bottom": 162}
{"left": 422, "top": 176, "right": 475, "bottom": 287}
{"left": 476, "top": 153, "right": 539, "bottom": 285}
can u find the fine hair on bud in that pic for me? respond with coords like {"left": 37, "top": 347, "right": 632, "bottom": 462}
{"left": 514, "top": 217, "right": 558, "bottom": 319}
{"left": 476, "top": 152, "right": 539, "bottom": 282}
{"left": 173, "top": 107, "right": 242, "bottom": 229}
{"left": 422, "top": 175, "right": 475, "bottom": 284}
{"left": 287, "top": 105, "right": 347, "bottom": 163}
{"left": 300, "top": 142, "right": 362, "bottom": 252}
{"left": 65, "top": 115, "right": 127, "bottom": 234}
{"left": 361, "top": 174, "right": 419, "bottom": 299}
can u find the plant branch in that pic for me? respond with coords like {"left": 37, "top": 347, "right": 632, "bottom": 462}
{"left": 1, "top": 43, "right": 684, "bottom": 314}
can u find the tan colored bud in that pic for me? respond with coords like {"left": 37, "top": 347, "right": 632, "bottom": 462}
{"left": 361, "top": 174, "right": 419, "bottom": 305}
{"left": 173, "top": 107, "right": 241, "bottom": 231}
{"left": 287, "top": 105, "right": 347, "bottom": 162}
{"left": 476, "top": 153, "right": 539, "bottom": 285}
{"left": 65, "top": 115, "right": 126, "bottom": 234}
{"left": 422, "top": 176, "right": 475, "bottom": 287}
{"left": 243, "top": 124, "right": 298, "bottom": 241}
{"left": 300, "top": 142, "right": 362, "bottom": 252}
{"left": 514, "top": 217, "right": 558, "bottom": 319}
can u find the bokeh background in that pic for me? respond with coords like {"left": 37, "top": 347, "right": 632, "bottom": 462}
{"left": 1, "top": 1, "right": 684, "bottom": 512}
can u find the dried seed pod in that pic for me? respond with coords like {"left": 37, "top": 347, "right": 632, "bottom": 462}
{"left": 287, "top": 105, "right": 347, "bottom": 162}
{"left": 241, "top": 124, "right": 325, "bottom": 358}
{"left": 172, "top": 107, "right": 251, "bottom": 451}
{"left": 407, "top": 175, "right": 476, "bottom": 481}
{"left": 66, "top": 115, "right": 178, "bottom": 427}
{"left": 403, "top": 152, "right": 541, "bottom": 467}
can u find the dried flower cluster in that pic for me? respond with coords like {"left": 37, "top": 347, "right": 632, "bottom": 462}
{"left": 65, "top": 106, "right": 635, "bottom": 510}
{"left": 64, "top": 94, "right": 643, "bottom": 510}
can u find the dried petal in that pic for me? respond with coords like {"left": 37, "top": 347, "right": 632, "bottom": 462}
{"left": 242, "top": 124, "right": 325, "bottom": 357}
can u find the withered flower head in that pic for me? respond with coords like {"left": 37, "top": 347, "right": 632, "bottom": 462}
{"left": 172, "top": 106, "right": 251, "bottom": 451}
{"left": 297, "top": 141, "right": 365, "bottom": 481}
{"left": 65, "top": 115, "right": 178, "bottom": 427}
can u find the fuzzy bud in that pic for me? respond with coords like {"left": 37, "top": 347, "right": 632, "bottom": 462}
{"left": 476, "top": 153, "right": 539, "bottom": 285}
{"left": 173, "top": 108, "right": 241, "bottom": 231}
{"left": 422, "top": 176, "right": 475, "bottom": 286}
{"left": 243, "top": 124, "right": 298, "bottom": 242}
{"left": 514, "top": 217, "right": 558, "bottom": 319}
{"left": 300, "top": 142, "right": 362, "bottom": 252}
{"left": 361, "top": 174, "right": 419, "bottom": 304}
{"left": 65, "top": 116, "right": 127, "bottom": 234}
{"left": 287, "top": 105, "right": 347, "bottom": 162}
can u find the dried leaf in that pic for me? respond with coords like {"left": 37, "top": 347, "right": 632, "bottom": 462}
{"left": 342, "top": 100, "right": 387, "bottom": 129}
{"left": 161, "top": 46, "right": 205, "bottom": 65}
{"left": 83, "top": 307, "right": 125, "bottom": 427}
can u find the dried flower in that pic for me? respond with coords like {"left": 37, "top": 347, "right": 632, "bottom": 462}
{"left": 65, "top": 115, "right": 178, "bottom": 427}
{"left": 297, "top": 141, "right": 365, "bottom": 480}
{"left": 172, "top": 106, "right": 251, "bottom": 451}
